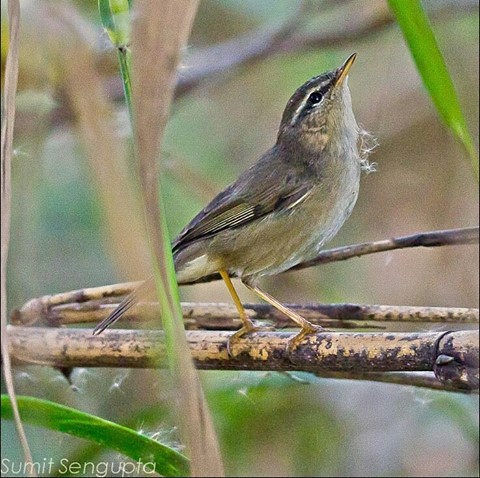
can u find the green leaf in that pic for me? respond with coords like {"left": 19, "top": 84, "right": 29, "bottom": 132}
{"left": 1, "top": 395, "right": 189, "bottom": 477}
{"left": 388, "top": 0, "right": 478, "bottom": 179}
{"left": 98, "top": 0, "right": 131, "bottom": 47}
{"left": 98, "top": 0, "right": 133, "bottom": 126}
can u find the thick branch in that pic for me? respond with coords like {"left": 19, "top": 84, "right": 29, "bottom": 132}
{"left": 7, "top": 327, "right": 478, "bottom": 392}
{"left": 8, "top": 226, "right": 478, "bottom": 395}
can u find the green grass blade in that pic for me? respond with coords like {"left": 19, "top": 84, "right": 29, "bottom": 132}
{"left": 1, "top": 395, "right": 189, "bottom": 477}
{"left": 98, "top": 0, "right": 133, "bottom": 123}
{"left": 388, "top": 0, "right": 478, "bottom": 179}
{"left": 98, "top": 0, "right": 130, "bottom": 47}
{"left": 117, "top": 46, "right": 133, "bottom": 124}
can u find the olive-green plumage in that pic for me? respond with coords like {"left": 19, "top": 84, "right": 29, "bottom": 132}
{"left": 94, "top": 53, "right": 370, "bottom": 352}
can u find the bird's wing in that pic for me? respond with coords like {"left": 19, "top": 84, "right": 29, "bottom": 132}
{"left": 172, "top": 177, "right": 313, "bottom": 254}
{"left": 93, "top": 182, "right": 312, "bottom": 335}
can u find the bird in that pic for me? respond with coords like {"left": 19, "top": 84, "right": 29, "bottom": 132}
{"left": 93, "top": 53, "right": 375, "bottom": 355}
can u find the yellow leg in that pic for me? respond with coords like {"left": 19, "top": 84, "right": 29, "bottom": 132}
{"left": 243, "top": 281, "right": 323, "bottom": 354}
{"left": 219, "top": 270, "right": 261, "bottom": 356}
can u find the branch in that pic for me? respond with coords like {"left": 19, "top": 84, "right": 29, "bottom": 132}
{"left": 8, "top": 225, "right": 478, "bottom": 397}
{"left": 314, "top": 371, "right": 476, "bottom": 394}
{"left": 12, "top": 294, "right": 479, "bottom": 330}
{"left": 10, "top": 226, "right": 478, "bottom": 329}
{"left": 289, "top": 226, "right": 479, "bottom": 272}
{"left": 7, "top": 327, "right": 479, "bottom": 393}
{"left": 156, "top": 0, "right": 480, "bottom": 98}
{"left": 47, "top": 0, "right": 479, "bottom": 128}
{"left": 174, "top": 1, "right": 306, "bottom": 95}
{"left": 180, "top": 226, "right": 479, "bottom": 284}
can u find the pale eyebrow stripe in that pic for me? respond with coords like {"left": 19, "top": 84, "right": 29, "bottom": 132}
{"left": 289, "top": 79, "right": 330, "bottom": 127}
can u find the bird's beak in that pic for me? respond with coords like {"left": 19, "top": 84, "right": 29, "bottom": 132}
{"left": 334, "top": 53, "right": 357, "bottom": 88}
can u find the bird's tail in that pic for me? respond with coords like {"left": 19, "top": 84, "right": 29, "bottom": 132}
{"left": 92, "top": 279, "right": 153, "bottom": 335}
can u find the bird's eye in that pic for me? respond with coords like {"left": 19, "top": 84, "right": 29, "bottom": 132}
{"left": 307, "top": 92, "right": 323, "bottom": 105}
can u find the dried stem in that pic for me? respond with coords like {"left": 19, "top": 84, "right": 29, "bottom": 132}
{"left": 314, "top": 371, "right": 477, "bottom": 393}
{"left": 1, "top": 0, "right": 35, "bottom": 469}
{"left": 11, "top": 226, "right": 478, "bottom": 331}
{"left": 131, "top": 2, "right": 224, "bottom": 475}
{"left": 12, "top": 296, "right": 479, "bottom": 330}
{"left": 8, "top": 225, "right": 478, "bottom": 397}
{"left": 8, "top": 327, "right": 478, "bottom": 393}
{"left": 289, "top": 226, "right": 479, "bottom": 272}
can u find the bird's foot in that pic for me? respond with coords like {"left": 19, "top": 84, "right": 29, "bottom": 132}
{"left": 226, "top": 319, "right": 273, "bottom": 358}
{"left": 286, "top": 324, "right": 324, "bottom": 362}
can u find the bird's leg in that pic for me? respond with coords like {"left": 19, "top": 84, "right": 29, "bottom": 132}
{"left": 219, "top": 270, "right": 266, "bottom": 357}
{"left": 242, "top": 279, "right": 323, "bottom": 357}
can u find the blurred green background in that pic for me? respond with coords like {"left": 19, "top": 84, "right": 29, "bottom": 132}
{"left": 2, "top": 0, "right": 478, "bottom": 476}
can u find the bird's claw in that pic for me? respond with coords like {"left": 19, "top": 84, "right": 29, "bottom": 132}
{"left": 286, "top": 324, "right": 324, "bottom": 362}
{"left": 226, "top": 321, "right": 274, "bottom": 358}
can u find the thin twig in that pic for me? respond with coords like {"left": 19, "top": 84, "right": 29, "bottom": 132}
{"left": 48, "top": 0, "right": 478, "bottom": 127}
{"left": 185, "top": 226, "right": 479, "bottom": 284}
{"left": 0, "top": 0, "right": 35, "bottom": 469}
{"left": 289, "top": 226, "right": 479, "bottom": 271}
{"left": 313, "top": 371, "right": 477, "bottom": 394}
{"left": 176, "top": 0, "right": 478, "bottom": 94}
